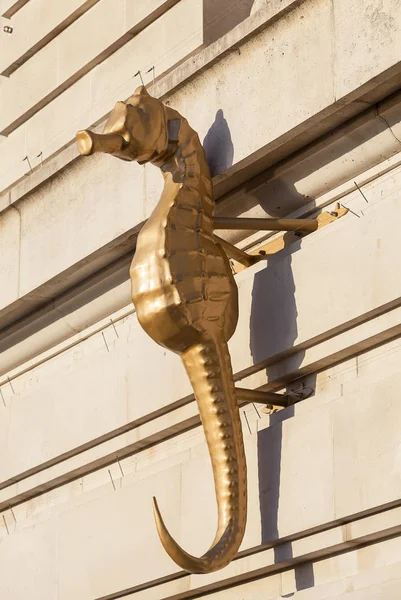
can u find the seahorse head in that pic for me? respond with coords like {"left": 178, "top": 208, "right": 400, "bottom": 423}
{"left": 76, "top": 86, "right": 170, "bottom": 164}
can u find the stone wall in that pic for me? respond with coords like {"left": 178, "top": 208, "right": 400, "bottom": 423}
{"left": 1, "top": 1, "right": 401, "bottom": 598}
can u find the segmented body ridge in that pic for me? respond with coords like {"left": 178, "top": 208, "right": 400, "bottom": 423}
{"left": 130, "top": 113, "right": 247, "bottom": 573}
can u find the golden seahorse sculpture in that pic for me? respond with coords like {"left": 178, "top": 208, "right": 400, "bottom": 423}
{"left": 76, "top": 86, "right": 246, "bottom": 574}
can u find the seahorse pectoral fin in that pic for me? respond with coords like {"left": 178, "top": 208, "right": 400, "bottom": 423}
{"left": 152, "top": 338, "right": 247, "bottom": 575}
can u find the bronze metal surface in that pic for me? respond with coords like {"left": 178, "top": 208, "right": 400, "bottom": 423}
{"left": 213, "top": 234, "right": 264, "bottom": 267}
{"left": 77, "top": 87, "right": 247, "bottom": 574}
{"left": 76, "top": 87, "right": 347, "bottom": 574}
{"left": 214, "top": 216, "right": 318, "bottom": 232}
{"left": 235, "top": 387, "right": 289, "bottom": 407}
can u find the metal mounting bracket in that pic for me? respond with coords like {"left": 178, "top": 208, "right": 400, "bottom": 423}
{"left": 236, "top": 384, "right": 314, "bottom": 412}
{"left": 214, "top": 203, "right": 348, "bottom": 269}
{"left": 213, "top": 235, "right": 263, "bottom": 267}
{"left": 214, "top": 216, "right": 318, "bottom": 233}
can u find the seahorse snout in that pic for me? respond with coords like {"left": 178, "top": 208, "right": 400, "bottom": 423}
{"left": 76, "top": 130, "right": 127, "bottom": 156}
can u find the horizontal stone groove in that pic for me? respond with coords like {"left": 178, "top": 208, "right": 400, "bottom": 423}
{"left": 1, "top": 0, "right": 102, "bottom": 77}
{"left": 0, "top": 392, "right": 195, "bottom": 495}
{"left": 1, "top": 306, "right": 401, "bottom": 513}
{"left": 0, "top": 236, "right": 135, "bottom": 339}
{"left": 236, "top": 296, "right": 401, "bottom": 382}
{"left": 0, "top": 0, "right": 181, "bottom": 136}
{"left": 96, "top": 508, "right": 401, "bottom": 599}
{"left": 2, "top": 133, "right": 400, "bottom": 377}
{"left": 0, "top": 0, "right": 307, "bottom": 201}
{"left": 2, "top": 0, "right": 29, "bottom": 18}
{"left": 0, "top": 196, "right": 326, "bottom": 376}
{"left": 0, "top": 412, "right": 201, "bottom": 513}
{"left": 0, "top": 303, "right": 136, "bottom": 389}
{"left": 1, "top": 54, "right": 399, "bottom": 223}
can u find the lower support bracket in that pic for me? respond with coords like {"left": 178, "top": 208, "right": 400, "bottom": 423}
{"left": 236, "top": 385, "right": 314, "bottom": 412}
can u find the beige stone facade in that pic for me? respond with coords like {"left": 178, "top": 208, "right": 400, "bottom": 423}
{"left": 1, "top": 0, "right": 401, "bottom": 598}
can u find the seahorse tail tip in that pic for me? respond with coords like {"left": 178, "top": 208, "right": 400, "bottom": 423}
{"left": 152, "top": 496, "right": 214, "bottom": 574}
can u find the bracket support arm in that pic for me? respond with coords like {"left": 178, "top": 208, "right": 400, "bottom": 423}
{"left": 214, "top": 217, "right": 318, "bottom": 233}
{"left": 213, "top": 235, "right": 263, "bottom": 267}
{"left": 236, "top": 386, "right": 314, "bottom": 409}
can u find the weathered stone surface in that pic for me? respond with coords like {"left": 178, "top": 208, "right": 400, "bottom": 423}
{"left": 2, "top": 188, "right": 401, "bottom": 481}
{"left": 0, "top": 0, "right": 203, "bottom": 137}
{"left": 0, "top": 0, "right": 100, "bottom": 75}
{"left": 2, "top": 0, "right": 401, "bottom": 199}
{"left": 0, "top": 205, "right": 20, "bottom": 312}
{"left": 1, "top": 1, "right": 401, "bottom": 598}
